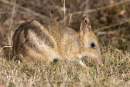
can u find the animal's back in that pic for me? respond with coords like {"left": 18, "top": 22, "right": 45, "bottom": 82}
{"left": 60, "top": 27, "right": 80, "bottom": 59}
{"left": 12, "top": 20, "right": 60, "bottom": 63}
{"left": 48, "top": 22, "right": 80, "bottom": 60}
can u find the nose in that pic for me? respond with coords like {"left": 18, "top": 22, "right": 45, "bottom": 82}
{"left": 96, "top": 56, "right": 103, "bottom": 66}
{"left": 81, "top": 56, "right": 103, "bottom": 66}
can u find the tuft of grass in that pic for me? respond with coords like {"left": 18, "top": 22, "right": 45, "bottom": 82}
{"left": 0, "top": 47, "right": 130, "bottom": 87}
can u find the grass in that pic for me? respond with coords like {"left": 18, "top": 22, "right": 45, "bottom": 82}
{"left": 0, "top": 46, "right": 130, "bottom": 87}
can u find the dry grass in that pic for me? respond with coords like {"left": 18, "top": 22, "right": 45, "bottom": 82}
{"left": 0, "top": 47, "right": 130, "bottom": 87}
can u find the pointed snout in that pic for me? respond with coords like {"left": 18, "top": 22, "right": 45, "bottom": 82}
{"left": 81, "top": 55, "right": 103, "bottom": 67}
{"left": 96, "top": 56, "right": 103, "bottom": 66}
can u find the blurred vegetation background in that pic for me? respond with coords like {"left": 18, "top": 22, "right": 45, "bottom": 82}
{"left": 0, "top": 0, "right": 130, "bottom": 51}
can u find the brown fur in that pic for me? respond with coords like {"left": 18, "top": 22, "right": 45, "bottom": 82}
{"left": 12, "top": 16, "right": 102, "bottom": 66}
{"left": 12, "top": 20, "right": 61, "bottom": 63}
{"left": 49, "top": 16, "right": 103, "bottom": 66}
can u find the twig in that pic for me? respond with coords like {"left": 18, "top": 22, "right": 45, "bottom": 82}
{"left": 8, "top": 0, "right": 16, "bottom": 45}
{"left": 63, "top": 0, "right": 66, "bottom": 25}
{"left": 67, "top": 0, "right": 130, "bottom": 16}
{"left": 0, "top": 45, "right": 12, "bottom": 53}
{"left": 95, "top": 18, "right": 130, "bottom": 32}
{"left": 0, "top": 0, "right": 50, "bottom": 23}
{"left": 60, "top": 0, "right": 130, "bottom": 23}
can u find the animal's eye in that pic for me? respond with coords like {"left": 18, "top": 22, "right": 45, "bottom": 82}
{"left": 84, "top": 19, "right": 87, "bottom": 24}
{"left": 90, "top": 42, "right": 96, "bottom": 48}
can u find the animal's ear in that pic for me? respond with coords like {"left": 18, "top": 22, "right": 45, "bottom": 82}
{"left": 80, "top": 16, "right": 92, "bottom": 33}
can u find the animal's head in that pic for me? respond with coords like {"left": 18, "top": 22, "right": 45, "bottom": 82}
{"left": 79, "top": 16, "right": 103, "bottom": 66}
